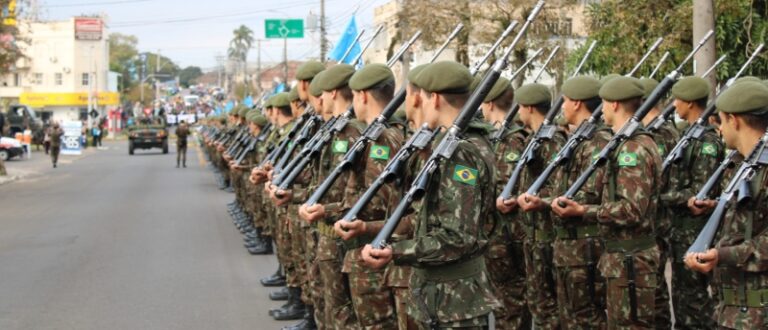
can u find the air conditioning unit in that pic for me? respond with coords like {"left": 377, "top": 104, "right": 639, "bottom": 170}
{"left": 62, "top": 67, "right": 71, "bottom": 73}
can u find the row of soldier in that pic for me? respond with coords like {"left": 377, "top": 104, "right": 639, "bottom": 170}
{"left": 198, "top": 18, "right": 768, "bottom": 330}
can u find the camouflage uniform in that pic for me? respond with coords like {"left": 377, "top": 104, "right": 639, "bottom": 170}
{"left": 486, "top": 126, "right": 532, "bottom": 330}
{"left": 554, "top": 124, "right": 612, "bottom": 329}
{"left": 272, "top": 122, "right": 296, "bottom": 275}
{"left": 517, "top": 128, "right": 567, "bottom": 330}
{"left": 582, "top": 130, "right": 662, "bottom": 329}
{"left": 661, "top": 125, "right": 722, "bottom": 329}
{"left": 337, "top": 124, "right": 403, "bottom": 329}
{"left": 649, "top": 119, "right": 679, "bottom": 329}
{"left": 390, "top": 123, "right": 501, "bottom": 329}
{"left": 258, "top": 126, "right": 280, "bottom": 236}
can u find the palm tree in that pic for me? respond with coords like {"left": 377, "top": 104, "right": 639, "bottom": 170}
{"left": 228, "top": 25, "right": 254, "bottom": 94}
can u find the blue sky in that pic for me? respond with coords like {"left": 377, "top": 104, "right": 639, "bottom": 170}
{"left": 43, "top": 0, "right": 388, "bottom": 69}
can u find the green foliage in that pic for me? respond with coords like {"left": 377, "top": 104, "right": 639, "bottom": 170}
{"left": 178, "top": 66, "right": 203, "bottom": 87}
{"left": 0, "top": 0, "right": 25, "bottom": 75}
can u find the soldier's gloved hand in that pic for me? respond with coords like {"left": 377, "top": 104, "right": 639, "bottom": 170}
{"left": 551, "top": 197, "right": 585, "bottom": 218}
{"left": 301, "top": 203, "right": 326, "bottom": 223}
{"left": 272, "top": 188, "right": 291, "bottom": 206}
{"left": 361, "top": 244, "right": 392, "bottom": 269}
{"left": 687, "top": 197, "right": 716, "bottom": 216}
{"left": 684, "top": 249, "right": 718, "bottom": 274}
{"left": 517, "top": 193, "right": 545, "bottom": 212}
{"left": 334, "top": 220, "right": 366, "bottom": 241}
{"left": 496, "top": 196, "right": 518, "bottom": 214}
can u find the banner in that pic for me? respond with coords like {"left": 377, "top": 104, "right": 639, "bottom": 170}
{"left": 178, "top": 114, "right": 196, "bottom": 124}
{"left": 328, "top": 16, "right": 361, "bottom": 64}
{"left": 61, "top": 121, "right": 83, "bottom": 155}
{"left": 166, "top": 114, "right": 177, "bottom": 125}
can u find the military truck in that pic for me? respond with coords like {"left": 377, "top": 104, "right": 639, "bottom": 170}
{"left": 5, "top": 105, "right": 44, "bottom": 143}
{"left": 127, "top": 118, "right": 168, "bottom": 155}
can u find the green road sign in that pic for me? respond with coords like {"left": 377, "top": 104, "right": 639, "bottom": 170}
{"left": 265, "top": 19, "right": 304, "bottom": 39}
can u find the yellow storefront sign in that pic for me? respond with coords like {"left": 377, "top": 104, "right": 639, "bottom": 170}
{"left": 19, "top": 92, "right": 120, "bottom": 107}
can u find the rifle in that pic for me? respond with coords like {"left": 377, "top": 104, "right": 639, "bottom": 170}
{"left": 234, "top": 123, "right": 274, "bottom": 166}
{"left": 558, "top": 30, "right": 714, "bottom": 202}
{"left": 271, "top": 115, "right": 339, "bottom": 185}
{"left": 687, "top": 129, "right": 768, "bottom": 255}
{"left": 524, "top": 39, "right": 661, "bottom": 196}
{"left": 302, "top": 24, "right": 463, "bottom": 205}
{"left": 338, "top": 29, "right": 365, "bottom": 63}
{"left": 648, "top": 51, "right": 670, "bottom": 80}
{"left": 370, "top": 0, "right": 546, "bottom": 249}
{"left": 662, "top": 44, "right": 764, "bottom": 172}
{"left": 351, "top": 24, "right": 384, "bottom": 67}
{"left": 695, "top": 149, "right": 739, "bottom": 201}
{"left": 646, "top": 53, "right": 730, "bottom": 134}
{"left": 469, "top": 20, "right": 518, "bottom": 76}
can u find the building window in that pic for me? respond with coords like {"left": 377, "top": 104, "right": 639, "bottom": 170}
{"left": 55, "top": 73, "right": 63, "bottom": 86}
{"left": 33, "top": 72, "right": 43, "bottom": 85}
{"left": 82, "top": 73, "right": 90, "bottom": 86}
{"left": 13, "top": 73, "right": 19, "bottom": 86}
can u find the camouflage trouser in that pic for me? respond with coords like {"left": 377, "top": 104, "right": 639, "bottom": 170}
{"left": 307, "top": 228, "right": 326, "bottom": 329}
{"left": 288, "top": 214, "right": 308, "bottom": 298}
{"left": 414, "top": 315, "right": 489, "bottom": 330}
{"left": 553, "top": 238, "right": 607, "bottom": 330}
{"left": 602, "top": 246, "right": 659, "bottom": 330}
{"left": 671, "top": 238, "right": 716, "bottom": 329}
{"left": 316, "top": 231, "right": 358, "bottom": 329}
{"left": 283, "top": 205, "right": 301, "bottom": 289}
{"left": 654, "top": 237, "right": 672, "bottom": 330}
{"left": 391, "top": 286, "right": 418, "bottom": 330}
{"left": 523, "top": 240, "right": 561, "bottom": 329}
{"left": 230, "top": 170, "right": 243, "bottom": 204}
{"left": 51, "top": 146, "right": 60, "bottom": 165}
{"left": 275, "top": 207, "right": 292, "bottom": 274}
{"left": 343, "top": 247, "right": 397, "bottom": 329}
{"left": 261, "top": 198, "right": 275, "bottom": 237}
{"left": 485, "top": 241, "right": 530, "bottom": 330}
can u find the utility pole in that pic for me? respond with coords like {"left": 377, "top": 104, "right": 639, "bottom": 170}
{"left": 693, "top": 0, "right": 716, "bottom": 97}
{"left": 155, "top": 49, "right": 161, "bottom": 115}
{"left": 256, "top": 39, "right": 262, "bottom": 93}
{"left": 320, "top": 0, "right": 327, "bottom": 62}
{"left": 283, "top": 38, "right": 288, "bottom": 85}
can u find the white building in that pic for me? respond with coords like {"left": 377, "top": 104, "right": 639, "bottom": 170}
{"left": 0, "top": 17, "right": 119, "bottom": 124}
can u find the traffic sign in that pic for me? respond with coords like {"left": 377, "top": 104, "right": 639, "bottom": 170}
{"left": 265, "top": 19, "right": 304, "bottom": 39}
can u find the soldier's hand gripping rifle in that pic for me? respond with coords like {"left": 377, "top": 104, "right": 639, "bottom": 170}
{"left": 558, "top": 30, "right": 714, "bottom": 203}
{"left": 526, "top": 38, "right": 671, "bottom": 196}
{"left": 687, "top": 129, "right": 768, "bottom": 255}
{"left": 302, "top": 25, "right": 463, "bottom": 205}
{"left": 646, "top": 54, "right": 727, "bottom": 133}
{"left": 694, "top": 149, "right": 739, "bottom": 201}
{"left": 234, "top": 122, "right": 273, "bottom": 166}
{"left": 662, "top": 44, "right": 764, "bottom": 172}
{"left": 370, "top": 0, "right": 546, "bottom": 249}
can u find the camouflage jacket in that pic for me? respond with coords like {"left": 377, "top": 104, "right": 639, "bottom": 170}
{"left": 286, "top": 118, "right": 324, "bottom": 204}
{"left": 391, "top": 122, "right": 501, "bottom": 323}
{"left": 651, "top": 120, "right": 682, "bottom": 238}
{"left": 487, "top": 126, "right": 528, "bottom": 251}
{"left": 661, "top": 126, "right": 724, "bottom": 240}
{"left": 314, "top": 119, "right": 365, "bottom": 222}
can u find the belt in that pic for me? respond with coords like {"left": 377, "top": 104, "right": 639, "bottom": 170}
{"left": 316, "top": 221, "right": 336, "bottom": 238}
{"left": 671, "top": 217, "right": 706, "bottom": 231}
{"left": 555, "top": 224, "right": 600, "bottom": 240}
{"left": 722, "top": 288, "right": 768, "bottom": 308}
{"left": 604, "top": 237, "right": 656, "bottom": 253}
{"left": 416, "top": 256, "right": 485, "bottom": 282}
{"left": 524, "top": 226, "right": 554, "bottom": 242}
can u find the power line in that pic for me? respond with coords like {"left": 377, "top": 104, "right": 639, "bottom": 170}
{"left": 45, "top": 0, "right": 150, "bottom": 8}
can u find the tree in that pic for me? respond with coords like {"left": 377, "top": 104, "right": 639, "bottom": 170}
{"left": 178, "top": 66, "right": 203, "bottom": 87}
{"left": 0, "top": 0, "right": 25, "bottom": 75}
{"left": 228, "top": 25, "right": 254, "bottom": 94}
{"left": 108, "top": 33, "right": 139, "bottom": 89}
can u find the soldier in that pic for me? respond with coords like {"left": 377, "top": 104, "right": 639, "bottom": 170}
{"left": 361, "top": 61, "right": 501, "bottom": 329}
{"left": 50, "top": 121, "right": 63, "bottom": 168}
{"left": 662, "top": 76, "right": 721, "bottom": 329}
{"left": 328, "top": 63, "right": 402, "bottom": 329}
{"left": 477, "top": 76, "right": 532, "bottom": 330}
{"left": 553, "top": 76, "right": 662, "bottom": 329}
{"left": 297, "top": 64, "right": 363, "bottom": 329}
{"left": 500, "top": 82, "right": 566, "bottom": 330}
{"left": 684, "top": 80, "right": 768, "bottom": 329}
{"left": 176, "top": 120, "right": 190, "bottom": 168}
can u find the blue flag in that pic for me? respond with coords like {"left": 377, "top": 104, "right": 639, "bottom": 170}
{"left": 329, "top": 16, "right": 361, "bottom": 64}
{"left": 243, "top": 96, "right": 254, "bottom": 107}
{"left": 274, "top": 83, "right": 286, "bottom": 93}
{"left": 224, "top": 101, "right": 234, "bottom": 113}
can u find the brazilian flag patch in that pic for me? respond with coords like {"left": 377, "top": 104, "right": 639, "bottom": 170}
{"left": 332, "top": 140, "right": 348, "bottom": 154}
{"left": 369, "top": 145, "right": 391, "bottom": 160}
{"left": 453, "top": 165, "right": 478, "bottom": 185}
{"left": 592, "top": 150, "right": 600, "bottom": 161}
{"left": 657, "top": 143, "right": 666, "bottom": 156}
{"left": 505, "top": 151, "right": 519, "bottom": 163}
{"left": 701, "top": 142, "right": 717, "bottom": 156}
{"left": 618, "top": 152, "right": 638, "bottom": 167}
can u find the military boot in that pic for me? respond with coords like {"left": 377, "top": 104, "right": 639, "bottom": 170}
{"left": 248, "top": 237, "right": 273, "bottom": 255}
{"left": 269, "top": 287, "right": 290, "bottom": 301}
{"left": 260, "top": 265, "right": 285, "bottom": 286}
{"left": 282, "top": 305, "right": 317, "bottom": 330}
{"left": 272, "top": 288, "right": 305, "bottom": 320}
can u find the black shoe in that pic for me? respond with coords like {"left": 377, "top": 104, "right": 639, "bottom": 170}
{"left": 273, "top": 288, "right": 305, "bottom": 321}
{"left": 269, "top": 287, "right": 290, "bottom": 301}
{"left": 282, "top": 306, "right": 317, "bottom": 330}
{"left": 176, "top": 164, "right": 180, "bottom": 168}
{"left": 226, "top": 187, "right": 235, "bottom": 193}
{"left": 260, "top": 265, "right": 285, "bottom": 286}
{"left": 269, "top": 300, "right": 292, "bottom": 317}
{"left": 249, "top": 239, "right": 273, "bottom": 255}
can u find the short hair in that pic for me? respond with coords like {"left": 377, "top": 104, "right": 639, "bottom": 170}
{"left": 532, "top": 102, "right": 550, "bottom": 115}
{"left": 619, "top": 97, "right": 642, "bottom": 113}
{"left": 366, "top": 79, "right": 395, "bottom": 105}
{"left": 425, "top": 92, "right": 469, "bottom": 109}
{"left": 583, "top": 96, "right": 602, "bottom": 112}
{"left": 693, "top": 97, "right": 708, "bottom": 109}
{"left": 491, "top": 88, "right": 515, "bottom": 111}
{"left": 276, "top": 105, "right": 292, "bottom": 117}
{"left": 336, "top": 86, "right": 353, "bottom": 102}
{"left": 738, "top": 112, "right": 768, "bottom": 132}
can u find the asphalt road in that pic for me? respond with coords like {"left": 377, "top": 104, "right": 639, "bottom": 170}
{"left": 0, "top": 139, "right": 288, "bottom": 330}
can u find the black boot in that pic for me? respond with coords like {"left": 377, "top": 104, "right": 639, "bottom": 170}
{"left": 282, "top": 305, "right": 317, "bottom": 330}
{"left": 273, "top": 288, "right": 305, "bottom": 320}
{"left": 269, "top": 287, "right": 290, "bottom": 301}
{"left": 260, "top": 265, "right": 285, "bottom": 287}
{"left": 248, "top": 238, "right": 273, "bottom": 255}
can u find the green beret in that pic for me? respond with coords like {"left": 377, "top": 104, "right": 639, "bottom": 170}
{"left": 247, "top": 110, "right": 269, "bottom": 127}
{"left": 671, "top": 76, "right": 710, "bottom": 101}
{"left": 736, "top": 76, "right": 761, "bottom": 84}
{"left": 599, "top": 73, "right": 622, "bottom": 86}
{"left": 309, "top": 70, "right": 325, "bottom": 97}
{"left": 231, "top": 104, "right": 244, "bottom": 116}
{"left": 265, "top": 96, "right": 277, "bottom": 109}
{"left": 763, "top": 80, "right": 768, "bottom": 89}
{"left": 599, "top": 76, "right": 644, "bottom": 102}
{"left": 639, "top": 78, "right": 659, "bottom": 99}
{"left": 412, "top": 61, "right": 472, "bottom": 94}
{"left": 407, "top": 64, "right": 428, "bottom": 86}
{"left": 515, "top": 83, "right": 551, "bottom": 106}
{"left": 238, "top": 104, "right": 251, "bottom": 116}
{"left": 562, "top": 76, "right": 601, "bottom": 100}
{"left": 316, "top": 64, "right": 355, "bottom": 92}
{"left": 271, "top": 92, "right": 291, "bottom": 108}
{"left": 287, "top": 88, "right": 300, "bottom": 102}
{"left": 349, "top": 63, "right": 394, "bottom": 91}
{"left": 716, "top": 81, "right": 768, "bottom": 114}
{"left": 295, "top": 61, "right": 325, "bottom": 81}
{"left": 484, "top": 77, "right": 511, "bottom": 103}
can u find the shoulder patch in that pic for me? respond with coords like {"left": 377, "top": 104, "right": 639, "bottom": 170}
{"left": 505, "top": 151, "right": 520, "bottom": 163}
{"left": 701, "top": 142, "right": 717, "bottom": 156}
{"left": 618, "top": 152, "right": 638, "bottom": 167}
{"left": 332, "top": 140, "right": 348, "bottom": 154}
{"left": 657, "top": 143, "right": 666, "bottom": 156}
{"left": 369, "top": 145, "right": 391, "bottom": 160}
{"left": 592, "top": 150, "right": 600, "bottom": 161}
{"left": 452, "top": 165, "right": 478, "bottom": 186}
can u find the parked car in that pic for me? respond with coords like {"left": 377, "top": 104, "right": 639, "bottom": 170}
{"left": 0, "top": 137, "right": 24, "bottom": 161}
